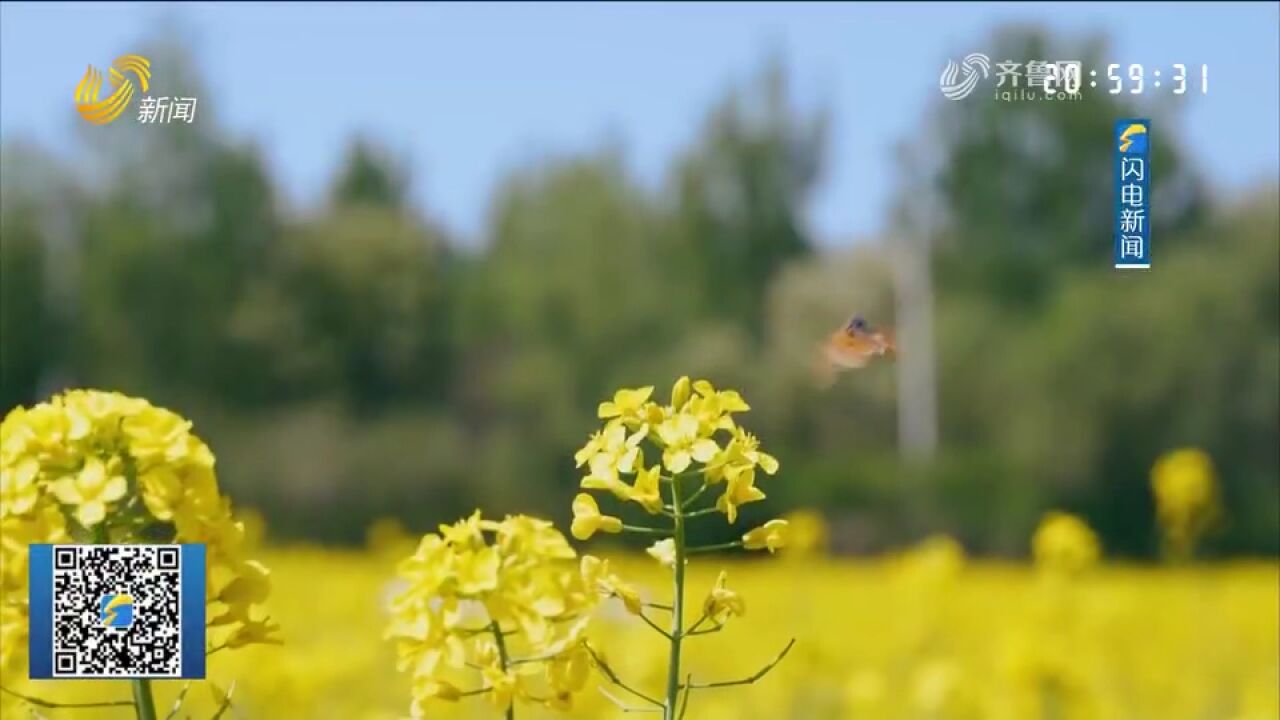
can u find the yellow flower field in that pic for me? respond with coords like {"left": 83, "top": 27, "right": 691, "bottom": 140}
{"left": 4, "top": 541, "right": 1276, "bottom": 720}
{"left": 1, "top": 389, "right": 1277, "bottom": 720}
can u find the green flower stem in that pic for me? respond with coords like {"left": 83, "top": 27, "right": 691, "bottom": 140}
{"left": 683, "top": 480, "right": 710, "bottom": 506}
{"left": 679, "top": 638, "right": 795, "bottom": 690}
{"left": 687, "top": 540, "right": 744, "bottom": 554}
{"left": 677, "top": 674, "right": 694, "bottom": 720}
{"left": 208, "top": 682, "right": 236, "bottom": 720}
{"left": 638, "top": 611, "right": 674, "bottom": 640}
{"left": 583, "top": 641, "right": 663, "bottom": 708}
{"left": 458, "top": 688, "right": 494, "bottom": 698}
{"left": 461, "top": 623, "right": 516, "bottom": 636}
{"left": 490, "top": 621, "right": 516, "bottom": 720}
{"left": 132, "top": 680, "right": 158, "bottom": 720}
{"left": 620, "top": 524, "right": 667, "bottom": 535}
{"left": 664, "top": 474, "right": 688, "bottom": 720}
{"left": 684, "top": 611, "right": 716, "bottom": 635}
{"left": 88, "top": 521, "right": 158, "bottom": 720}
{"left": 163, "top": 682, "right": 192, "bottom": 720}
{"left": 0, "top": 685, "right": 134, "bottom": 710}
{"left": 659, "top": 470, "right": 699, "bottom": 484}
{"left": 508, "top": 652, "right": 559, "bottom": 666}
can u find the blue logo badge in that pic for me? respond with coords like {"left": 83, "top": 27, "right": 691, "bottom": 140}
{"left": 100, "top": 594, "right": 134, "bottom": 628}
{"left": 1114, "top": 118, "right": 1152, "bottom": 269}
{"left": 1117, "top": 122, "right": 1148, "bottom": 154}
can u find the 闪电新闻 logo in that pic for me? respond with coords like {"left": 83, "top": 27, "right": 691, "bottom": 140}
{"left": 939, "top": 53, "right": 990, "bottom": 100}
{"left": 75, "top": 55, "right": 151, "bottom": 125}
{"left": 99, "top": 593, "right": 134, "bottom": 628}
{"left": 1118, "top": 122, "right": 1148, "bottom": 154}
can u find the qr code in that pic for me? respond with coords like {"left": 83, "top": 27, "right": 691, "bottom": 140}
{"left": 51, "top": 544, "right": 183, "bottom": 678}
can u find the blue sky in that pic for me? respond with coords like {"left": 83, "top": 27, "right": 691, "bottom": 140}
{"left": 2, "top": 2, "right": 1277, "bottom": 244}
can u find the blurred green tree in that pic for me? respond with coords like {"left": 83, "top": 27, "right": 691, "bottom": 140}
{"left": 72, "top": 41, "right": 278, "bottom": 408}
{"left": 670, "top": 57, "right": 829, "bottom": 339}
{"left": 2, "top": 29, "right": 1274, "bottom": 555}
{"left": 1, "top": 143, "right": 87, "bottom": 409}
{"left": 470, "top": 153, "right": 686, "bottom": 403}
{"left": 329, "top": 138, "right": 409, "bottom": 210}
{"left": 454, "top": 153, "right": 684, "bottom": 515}
{"left": 0, "top": 203, "right": 47, "bottom": 409}
{"left": 228, "top": 204, "right": 451, "bottom": 409}
{"left": 1003, "top": 191, "right": 1279, "bottom": 555}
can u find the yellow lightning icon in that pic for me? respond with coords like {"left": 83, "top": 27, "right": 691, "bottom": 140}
{"left": 103, "top": 594, "right": 133, "bottom": 626}
{"left": 1119, "top": 123, "right": 1147, "bottom": 153}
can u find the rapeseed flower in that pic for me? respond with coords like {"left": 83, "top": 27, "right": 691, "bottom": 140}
{"left": 1151, "top": 447, "right": 1220, "bottom": 557}
{"left": 702, "top": 571, "right": 745, "bottom": 622}
{"left": 572, "top": 377, "right": 793, "bottom": 718}
{"left": 743, "top": 519, "right": 789, "bottom": 553}
{"left": 570, "top": 493, "right": 622, "bottom": 540}
{"left": 0, "top": 389, "right": 277, "bottom": 719}
{"left": 387, "top": 512, "right": 600, "bottom": 717}
{"left": 1032, "top": 512, "right": 1100, "bottom": 574}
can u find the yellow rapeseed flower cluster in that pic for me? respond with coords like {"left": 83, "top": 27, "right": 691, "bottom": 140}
{"left": 779, "top": 508, "right": 830, "bottom": 557}
{"left": 571, "top": 377, "right": 794, "bottom": 719}
{"left": 0, "top": 389, "right": 278, "bottom": 679}
{"left": 573, "top": 377, "right": 784, "bottom": 541}
{"left": 1150, "top": 447, "right": 1220, "bottom": 557}
{"left": 386, "top": 512, "right": 601, "bottom": 717}
{"left": 1032, "top": 511, "right": 1101, "bottom": 575}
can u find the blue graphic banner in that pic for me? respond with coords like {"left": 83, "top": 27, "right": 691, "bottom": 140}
{"left": 1114, "top": 118, "right": 1151, "bottom": 269}
{"left": 29, "top": 544, "right": 206, "bottom": 679}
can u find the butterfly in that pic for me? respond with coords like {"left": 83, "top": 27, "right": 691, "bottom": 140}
{"left": 813, "top": 314, "right": 896, "bottom": 388}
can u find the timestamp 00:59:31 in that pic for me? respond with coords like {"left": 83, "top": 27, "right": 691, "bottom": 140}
{"left": 1089, "top": 63, "right": 1208, "bottom": 95}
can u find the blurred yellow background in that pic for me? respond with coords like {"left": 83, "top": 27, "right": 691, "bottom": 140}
{"left": 5, "top": 538, "right": 1277, "bottom": 719}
